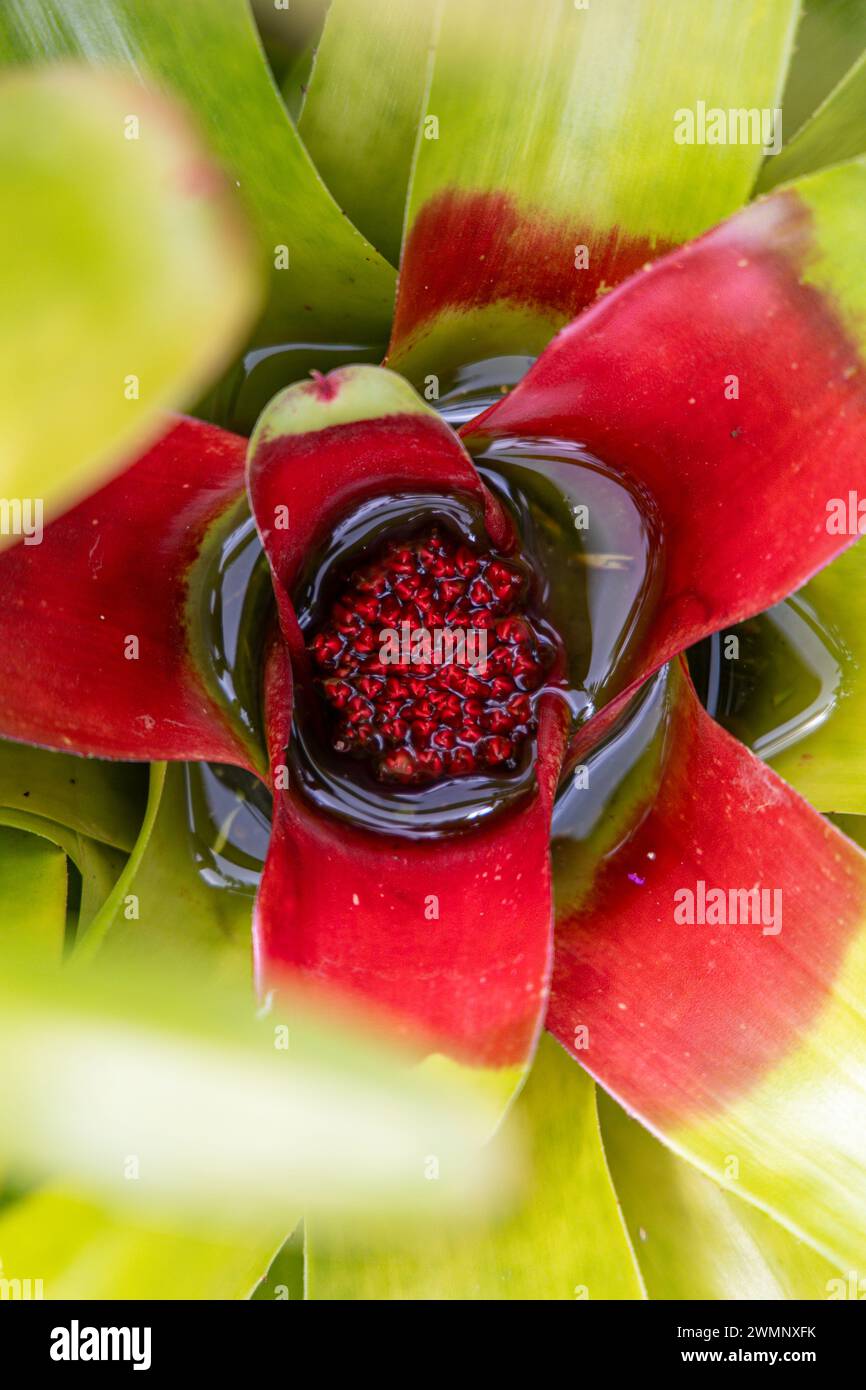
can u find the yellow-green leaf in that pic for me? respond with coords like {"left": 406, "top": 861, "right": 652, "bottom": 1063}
{"left": 0, "top": 827, "right": 67, "bottom": 949}
{"left": 0, "top": 944, "right": 508, "bottom": 1232}
{"left": 309, "top": 1036, "right": 644, "bottom": 1300}
{"left": 0, "top": 738, "right": 145, "bottom": 851}
{"left": 0, "top": 65, "right": 259, "bottom": 535}
{"left": 389, "top": 0, "right": 799, "bottom": 380}
{"left": 299, "top": 0, "right": 435, "bottom": 264}
{"left": 760, "top": 49, "right": 866, "bottom": 191}
{"left": 97, "top": 762, "right": 254, "bottom": 984}
{"left": 0, "top": 0, "right": 395, "bottom": 352}
{"left": 0, "top": 1186, "right": 279, "bottom": 1300}
{"left": 600, "top": 1094, "right": 840, "bottom": 1299}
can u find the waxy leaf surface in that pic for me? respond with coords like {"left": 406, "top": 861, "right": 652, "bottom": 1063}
{"left": 467, "top": 164, "right": 866, "bottom": 705}
{"left": 550, "top": 660, "right": 866, "bottom": 1269}
{"left": 248, "top": 367, "right": 564, "bottom": 1092}
{"left": 389, "top": 0, "right": 798, "bottom": 379}
{"left": 0, "top": 418, "right": 261, "bottom": 769}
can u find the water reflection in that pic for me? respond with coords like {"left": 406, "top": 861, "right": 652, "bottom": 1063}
{"left": 687, "top": 594, "right": 842, "bottom": 762}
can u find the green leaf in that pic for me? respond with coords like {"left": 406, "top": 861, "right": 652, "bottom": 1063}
{"left": 829, "top": 813, "right": 866, "bottom": 848}
{"left": 0, "top": 717, "right": 148, "bottom": 949}
{"left": 308, "top": 1036, "right": 644, "bottom": 1299}
{"left": 253, "top": 0, "right": 330, "bottom": 88}
{"left": 0, "top": 65, "right": 259, "bottom": 535}
{"left": 776, "top": 0, "right": 866, "bottom": 138}
{"left": 0, "top": 808, "right": 125, "bottom": 941}
{"left": 759, "top": 49, "right": 866, "bottom": 191}
{"left": 0, "top": 827, "right": 67, "bottom": 948}
{"left": 281, "top": 39, "right": 317, "bottom": 123}
{"left": 389, "top": 0, "right": 799, "bottom": 380}
{"left": 74, "top": 837, "right": 128, "bottom": 937}
{"left": 97, "top": 763, "right": 255, "bottom": 983}
{"left": 0, "top": 739, "right": 145, "bottom": 851}
{"left": 0, "top": 0, "right": 396, "bottom": 351}
{"left": 600, "top": 1093, "right": 840, "bottom": 1299}
{"left": 298, "top": 0, "right": 435, "bottom": 264}
{"left": 0, "top": 1186, "right": 279, "bottom": 1299}
{"left": 74, "top": 762, "right": 166, "bottom": 961}
{"left": 0, "top": 943, "right": 507, "bottom": 1232}
{"left": 251, "top": 1224, "right": 305, "bottom": 1300}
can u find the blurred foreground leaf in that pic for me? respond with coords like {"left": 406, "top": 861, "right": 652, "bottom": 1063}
{"left": 309, "top": 1036, "right": 643, "bottom": 1299}
{"left": 0, "top": 1187, "right": 281, "bottom": 1300}
{"left": 0, "top": 66, "right": 259, "bottom": 536}
{"left": 0, "top": 0, "right": 395, "bottom": 351}
{"left": 0, "top": 945, "right": 510, "bottom": 1234}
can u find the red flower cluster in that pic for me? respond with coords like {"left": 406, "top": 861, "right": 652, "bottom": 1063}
{"left": 308, "top": 527, "right": 550, "bottom": 783}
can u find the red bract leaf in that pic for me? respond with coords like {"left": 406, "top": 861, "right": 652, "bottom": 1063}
{"left": 0, "top": 417, "right": 259, "bottom": 768}
{"left": 550, "top": 660, "right": 858, "bottom": 1115}
{"left": 246, "top": 364, "right": 515, "bottom": 682}
{"left": 548, "top": 658, "right": 866, "bottom": 1266}
{"left": 247, "top": 365, "right": 512, "bottom": 594}
{"left": 464, "top": 185, "right": 866, "bottom": 694}
{"left": 247, "top": 366, "right": 567, "bottom": 1071}
{"left": 259, "top": 638, "right": 565, "bottom": 1068}
{"left": 389, "top": 189, "right": 669, "bottom": 372}
{"left": 385, "top": 0, "right": 797, "bottom": 382}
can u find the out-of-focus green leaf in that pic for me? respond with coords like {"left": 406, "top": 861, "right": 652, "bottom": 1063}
{"left": 97, "top": 763, "right": 254, "bottom": 984}
{"left": 309, "top": 1036, "right": 644, "bottom": 1300}
{"left": 7, "top": 756, "right": 247, "bottom": 974}
{"left": 0, "top": 65, "right": 259, "bottom": 535}
{"left": 0, "top": 944, "right": 508, "bottom": 1233}
{"left": 600, "top": 1094, "right": 840, "bottom": 1299}
{"left": 299, "top": 0, "right": 435, "bottom": 264}
{"left": 0, "top": 1186, "right": 279, "bottom": 1300}
{"left": 0, "top": 827, "right": 67, "bottom": 948}
{"left": 0, "top": 739, "right": 145, "bottom": 851}
{"left": 0, "top": 807, "right": 125, "bottom": 940}
{"left": 74, "top": 762, "right": 166, "bottom": 961}
{"left": 777, "top": 0, "right": 866, "bottom": 138}
{"left": 0, "top": 0, "right": 395, "bottom": 351}
{"left": 760, "top": 49, "right": 866, "bottom": 191}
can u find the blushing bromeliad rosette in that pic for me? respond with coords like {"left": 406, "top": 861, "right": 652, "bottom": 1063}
{"left": 2, "top": 0, "right": 866, "bottom": 1301}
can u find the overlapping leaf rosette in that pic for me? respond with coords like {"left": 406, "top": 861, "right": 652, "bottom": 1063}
{"left": 2, "top": 0, "right": 866, "bottom": 1299}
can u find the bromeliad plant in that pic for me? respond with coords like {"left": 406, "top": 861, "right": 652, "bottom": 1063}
{"left": 3, "top": 0, "right": 866, "bottom": 1298}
